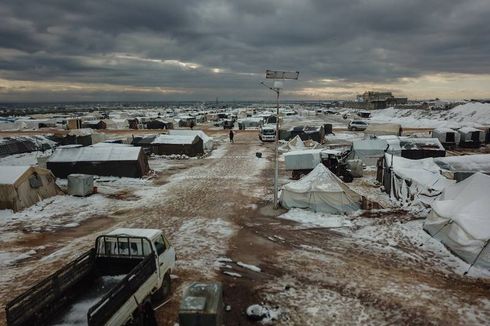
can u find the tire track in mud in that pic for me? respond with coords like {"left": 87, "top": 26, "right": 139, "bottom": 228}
{"left": 0, "top": 134, "right": 273, "bottom": 326}
{"left": 223, "top": 210, "right": 490, "bottom": 325}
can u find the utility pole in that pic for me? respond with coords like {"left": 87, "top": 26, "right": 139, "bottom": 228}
{"left": 260, "top": 70, "right": 299, "bottom": 209}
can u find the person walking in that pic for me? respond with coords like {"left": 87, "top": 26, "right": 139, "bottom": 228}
{"left": 229, "top": 129, "right": 234, "bottom": 143}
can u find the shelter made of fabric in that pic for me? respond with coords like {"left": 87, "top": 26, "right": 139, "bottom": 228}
{"left": 280, "top": 163, "right": 361, "bottom": 214}
{"left": 0, "top": 166, "right": 62, "bottom": 212}
{"left": 424, "top": 173, "right": 490, "bottom": 269}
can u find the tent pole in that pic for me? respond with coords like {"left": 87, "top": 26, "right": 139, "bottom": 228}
{"left": 464, "top": 239, "right": 490, "bottom": 275}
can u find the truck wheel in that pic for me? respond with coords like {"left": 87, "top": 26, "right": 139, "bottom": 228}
{"left": 152, "top": 273, "right": 171, "bottom": 303}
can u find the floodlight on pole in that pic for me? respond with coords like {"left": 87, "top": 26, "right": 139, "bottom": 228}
{"left": 261, "top": 69, "right": 299, "bottom": 209}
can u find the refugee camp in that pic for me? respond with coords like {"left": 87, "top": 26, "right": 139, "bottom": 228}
{"left": 0, "top": 0, "right": 490, "bottom": 325}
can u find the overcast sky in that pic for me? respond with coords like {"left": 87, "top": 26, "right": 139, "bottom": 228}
{"left": 0, "top": 0, "right": 489, "bottom": 102}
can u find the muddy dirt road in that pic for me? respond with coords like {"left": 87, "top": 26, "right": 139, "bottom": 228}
{"left": 1, "top": 132, "right": 489, "bottom": 325}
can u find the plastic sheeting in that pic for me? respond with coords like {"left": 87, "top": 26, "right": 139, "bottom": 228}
{"left": 280, "top": 164, "right": 361, "bottom": 214}
{"left": 424, "top": 173, "right": 490, "bottom": 268}
{"left": 384, "top": 154, "right": 454, "bottom": 205}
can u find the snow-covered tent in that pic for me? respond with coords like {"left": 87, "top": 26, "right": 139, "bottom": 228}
{"left": 350, "top": 138, "right": 401, "bottom": 166}
{"left": 424, "top": 173, "right": 490, "bottom": 269}
{"left": 0, "top": 166, "right": 62, "bottom": 212}
{"left": 434, "top": 154, "right": 490, "bottom": 174}
{"left": 458, "top": 127, "right": 485, "bottom": 147}
{"left": 151, "top": 135, "right": 204, "bottom": 157}
{"left": 168, "top": 130, "right": 213, "bottom": 151}
{"left": 351, "top": 136, "right": 445, "bottom": 166}
{"left": 47, "top": 144, "right": 149, "bottom": 178}
{"left": 431, "top": 128, "right": 460, "bottom": 148}
{"left": 287, "top": 135, "right": 305, "bottom": 151}
{"left": 280, "top": 164, "right": 361, "bottom": 213}
{"left": 382, "top": 154, "right": 454, "bottom": 205}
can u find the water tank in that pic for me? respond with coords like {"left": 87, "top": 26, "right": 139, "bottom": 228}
{"left": 179, "top": 282, "right": 223, "bottom": 326}
{"left": 67, "top": 174, "right": 94, "bottom": 197}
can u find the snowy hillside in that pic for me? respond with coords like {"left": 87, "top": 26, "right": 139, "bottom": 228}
{"left": 371, "top": 103, "right": 490, "bottom": 128}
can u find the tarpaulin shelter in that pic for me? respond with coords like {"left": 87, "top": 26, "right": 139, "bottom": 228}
{"left": 151, "top": 135, "right": 204, "bottom": 157}
{"left": 381, "top": 154, "right": 454, "bottom": 205}
{"left": 280, "top": 164, "right": 361, "bottom": 213}
{"left": 432, "top": 128, "right": 460, "bottom": 148}
{"left": 47, "top": 144, "right": 149, "bottom": 178}
{"left": 168, "top": 130, "right": 213, "bottom": 151}
{"left": 350, "top": 136, "right": 445, "bottom": 166}
{"left": 458, "top": 127, "right": 485, "bottom": 148}
{"left": 424, "top": 173, "right": 490, "bottom": 269}
{"left": 0, "top": 166, "right": 62, "bottom": 212}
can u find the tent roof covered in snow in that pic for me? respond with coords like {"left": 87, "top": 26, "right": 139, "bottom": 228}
{"left": 0, "top": 166, "right": 34, "bottom": 185}
{"left": 434, "top": 154, "right": 490, "bottom": 173}
{"left": 151, "top": 135, "right": 198, "bottom": 145}
{"left": 168, "top": 130, "right": 213, "bottom": 150}
{"left": 351, "top": 136, "right": 445, "bottom": 165}
{"left": 424, "top": 173, "right": 490, "bottom": 268}
{"left": 287, "top": 135, "right": 305, "bottom": 151}
{"left": 48, "top": 144, "right": 141, "bottom": 162}
{"left": 280, "top": 163, "right": 361, "bottom": 213}
{"left": 47, "top": 144, "right": 148, "bottom": 178}
{"left": 0, "top": 165, "right": 62, "bottom": 211}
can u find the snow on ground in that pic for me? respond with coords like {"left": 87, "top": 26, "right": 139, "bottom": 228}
{"left": 279, "top": 208, "right": 352, "bottom": 229}
{"left": 237, "top": 261, "right": 262, "bottom": 272}
{"left": 342, "top": 217, "right": 490, "bottom": 278}
{"left": 261, "top": 275, "right": 399, "bottom": 325}
{"left": 174, "top": 217, "right": 237, "bottom": 277}
{"left": 370, "top": 102, "right": 490, "bottom": 128}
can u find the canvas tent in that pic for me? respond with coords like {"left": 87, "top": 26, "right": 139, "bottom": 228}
{"left": 350, "top": 138, "right": 401, "bottom": 166}
{"left": 0, "top": 166, "right": 62, "bottom": 212}
{"left": 151, "top": 135, "right": 204, "bottom": 157}
{"left": 434, "top": 154, "right": 490, "bottom": 181}
{"left": 168, "top": 130, "right": 213, "bottom": 151}
{"left": 381, "top": 154, "right": 454, "bottom": 205}
{"left": 458, "top": 127, "right": 485, "bottom": 147}
{"left": 287, "top": 135, "right": 305, "bottom": 151}
{"left": 47, "top": 144, "right": 149, "bottom": 178}
{"left": 432, "top": 128, "right": 460, "bottom": 148}
{"left": 350, "top": 136, "right": 445, "bottom": 166}
{"left": 424, "top": 173, "right": 490, "bottom": 269}
{"left": 280, "top": 164, "right": 361, "bottom": 213}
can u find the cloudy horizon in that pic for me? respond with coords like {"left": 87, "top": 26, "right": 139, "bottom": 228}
{"left": 0, "top": 0, "right": 489, "bottom": 102}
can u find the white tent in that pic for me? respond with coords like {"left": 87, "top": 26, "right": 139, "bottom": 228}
{"left": 383, "top": 154, "right": 454, "bottom": 205}
{"left": 287, "top": 135, "right": 305, "bottom": 151}
{"left": 350, "top": 138, "right": 401, "bottom": 166}
{"left": 280, "top": 164, "right": 361, "bottom": 214}
{"left": 0, "top": 166, "right": 62, "bottom": 212}
{"left": 168, "top": 130, "right": 214, "bottom": 151}
{"left": 424, "top": 173, "right": 490, "bottom": 269}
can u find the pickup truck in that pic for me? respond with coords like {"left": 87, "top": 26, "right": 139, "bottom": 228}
{"left": 5, "top": 228, "right": 176, "bottom": 326}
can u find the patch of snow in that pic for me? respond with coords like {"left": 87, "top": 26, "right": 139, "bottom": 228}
{"left": 223, "top": 271, "right": 242, "bottom": 278}
{"left": 279, "top": 208, "right": 353, "bottom": 228}
{"left": 237, "top": 262, "right": 262, "bottom": 272}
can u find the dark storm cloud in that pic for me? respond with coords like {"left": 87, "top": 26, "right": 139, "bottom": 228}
{"left": 0, "top": 0, "right": 489, "bottom": 100}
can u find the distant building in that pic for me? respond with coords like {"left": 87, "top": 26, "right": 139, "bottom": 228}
{"left": 360, "top": 91, "right": 408, "bottom": 109}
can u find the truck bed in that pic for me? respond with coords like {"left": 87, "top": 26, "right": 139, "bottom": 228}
{"left": 52, "top": 275, "right": 125, "bottom": 326}
{"left": 6, "top": 247, "right": 156, "bottom": 326}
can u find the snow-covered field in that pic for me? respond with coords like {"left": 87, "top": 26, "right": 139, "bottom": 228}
{"left": 370, "top": 102, "right": 490, "bottom": 128}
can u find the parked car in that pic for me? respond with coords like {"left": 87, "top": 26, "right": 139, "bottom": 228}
{"left": 348, "top": 120, "right": 368, "bottom": 131}
{"left": 6, "top": 228, "right": 175, "bottom": 326}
